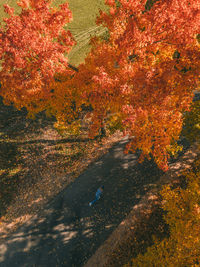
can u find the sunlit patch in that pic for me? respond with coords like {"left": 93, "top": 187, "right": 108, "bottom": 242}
{"left": 53, "top": 223, "right": 70, "bottom": 232}
{"left": 8, "top": 166, "right": 21, "bottom": 177}
{"left": 83, "top": 228, "right": 93, "bottom": 237}
{"left": 147, "top": 194, "right": 158, "bottom": 201}
{"left": 133, "top": 203, "right": 144, "bottom": 210}
{"left": 56, "top": 215, "right": 65, "bottom": 222}
{"left": 23, "top": 236, "right": 39, "bottom": 252}
{"left": 43, "top": 208, "right": 54, "bottom": 216}
{"left": 114, "top": 147, "right": 123, "bottom": 152}
{"left": 122, "top": 162, "right": 129, "bottom": 169}
{"left": 62, "top": 231, "right": 77, "bottom": 244}
{"left": 114, "top": 149, "right": 124, "bottom": 158}
{"left": 135, "top": 194, "right": 141, "bottom": 199}
{"left": 119, "top": 137, "right": 129, "bottom": 144}
{"left": 8, "top": 215, "right": 32, "bottom": 229}
{"left": 122, "top": 159, "right": 137, "bottom": 169}
{"left": 28, "top": 197, "right": 43, "bottom": 207}
{"left": 95, "top": 160, "right": 103, "bottom": 166}
{"left": 8, "top": 235, "right": 24, "bottom": 244}
{"left": 171, "top": 162, "right": 191, "bottom": 171}
{"left": 105, "top": 224, "right": 114, "bottom": 229}
{"left": 0, "top": 244, "right": 7, "bottom": 262}
{"left": 0, "top": 169, "right": 6, "bottom": 175}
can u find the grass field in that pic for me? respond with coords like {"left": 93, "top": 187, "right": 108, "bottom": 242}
{"left": 0, "top": 0, "right": 108, "bottom": 66}
{"left": 67, "top": 0, "right": 108, "bottom": 66}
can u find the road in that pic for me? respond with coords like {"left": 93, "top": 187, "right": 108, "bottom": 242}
{"left": 0, "top": 136, "right": 166, "bottom": 267}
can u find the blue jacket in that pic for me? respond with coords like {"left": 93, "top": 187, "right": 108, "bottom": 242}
{"left": 96, "top": 188, "right": 103, "bottom": 199}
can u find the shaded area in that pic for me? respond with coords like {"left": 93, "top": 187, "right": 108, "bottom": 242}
{"left": 0, "top": 98, "right": 192, "bottom": 266}
{"left": 0, "top": 137, "right": 165, "bottom": 267}
{"left": 106, "top": 206, "right": 169, "bottom": 267}
{"left": 0, "top": 97, "right": 93, "bottom": 219}
{"left": 0, "top": 98, "right": 56, "bottom": 217}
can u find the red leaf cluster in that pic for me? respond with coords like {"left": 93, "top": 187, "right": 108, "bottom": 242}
{"left": 0, "top": 0, "right": 75, "bottom": 113}
{"left": 76, "top": 0, "right": 200, "bottom": 170}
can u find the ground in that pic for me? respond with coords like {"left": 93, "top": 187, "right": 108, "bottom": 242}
{"left": 0, "top": 129, "right": 167, "bottom": 267}
{"left": 0, "top": 99, "right": 123, "bottom": 241}
{"left": 1, "top": 108, "right": 198, "bottom": 267}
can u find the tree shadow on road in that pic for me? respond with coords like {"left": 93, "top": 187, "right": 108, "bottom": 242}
{"left": 0, "top": 138, "right": 165, "bottom": 267}
{"left": 0, "top": 97, "right": 98, "bottom": 221}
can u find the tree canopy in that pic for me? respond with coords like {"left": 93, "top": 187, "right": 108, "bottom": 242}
{"left": 0, "top": 0, "right": 75, "bottom": 115}
{"left": 75, "top": 0, "right": 200, "bottom": 170}
{"left": 0, "top": 0, "right": 200, "bottom": 170}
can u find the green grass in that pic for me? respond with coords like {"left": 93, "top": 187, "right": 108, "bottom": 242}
{"left": 0, "top": 0, "right": 20, "bottom": 17}
{"left": 66, "top": 0, "right": 108, "bottom": 66}
{"left": 0, "top": 0, "right": 108, "bottom": 66}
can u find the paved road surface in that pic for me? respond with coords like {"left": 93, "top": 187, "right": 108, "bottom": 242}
{"left": 0, "top": 137, "right": 166, "bottom": 267}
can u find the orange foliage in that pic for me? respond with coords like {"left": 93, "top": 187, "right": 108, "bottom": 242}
{"left": 75, "top": 0, "right": 200, "bottom": 170}
{"left": 0, "top": 0, "right": 75, "bottom": 115}
{"left": 46, "top": 72, "right": 84, "bottom": 131}
{"left": 1, "top": 0, "right": 200, "bottom": 171}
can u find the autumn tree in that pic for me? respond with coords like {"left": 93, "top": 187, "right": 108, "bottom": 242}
{"left": 0, "top": 0, "right": 200, "bottom": 170}
{"left": 75, "top": 0, "right": 200, "bottom": 170}
{"left": 0, "top": 0, "right": 75, "bottom": 116}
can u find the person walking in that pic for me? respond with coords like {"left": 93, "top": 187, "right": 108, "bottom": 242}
{"left": 89, "top": 186, "right": 104, "bottom": 206}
